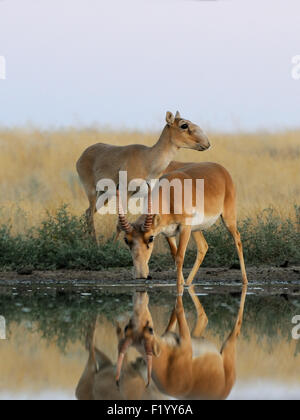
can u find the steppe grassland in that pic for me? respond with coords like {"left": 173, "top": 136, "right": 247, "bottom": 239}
{"left": 0, "top": 128, "right": 299, "bottom": 239}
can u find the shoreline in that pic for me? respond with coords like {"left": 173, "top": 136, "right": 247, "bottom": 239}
{"left": 0, "top": 265, "right": 299, "bottom": 292}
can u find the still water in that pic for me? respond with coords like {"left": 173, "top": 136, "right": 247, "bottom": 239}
{"left": 0, "top": 282, "right": 299, "bottom": 400}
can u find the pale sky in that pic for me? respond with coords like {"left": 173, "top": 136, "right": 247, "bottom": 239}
{"left": 0, "top": 0, "right": 299, "bottom": 131}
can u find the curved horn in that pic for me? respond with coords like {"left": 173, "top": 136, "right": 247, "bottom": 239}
{"left": 115, "top": 337, "right": 133, "bottom": 386}
{"left": 144, "top": 339, "right": 153, "bottom": 388}
{"left": 117, "top": 187, "right": 133, "bottom": 234}
{"left": 142, "top": 183, "right": 153, "bottom": 232}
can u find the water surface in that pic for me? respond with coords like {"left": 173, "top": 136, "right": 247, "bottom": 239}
{"left": 0, "top": 282, "right": 299, "bottom": 400}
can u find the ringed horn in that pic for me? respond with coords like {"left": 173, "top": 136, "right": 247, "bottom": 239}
{"left": 144, "top": 338, "right": 153, "bottom": 387}
{"left": 117, "top": 186, "right": 133, "bottom": 234}
{"left": 117, "top": 183, "right": 153, "bottom": 233}
{"left": 142, "top": 183, "right": 153, "bottom": 232}
{"left": 115, "top": 337, "right": 133, "bottom": 387}
{"left": 115, "top": 336, "right": 153, "bottom": 388}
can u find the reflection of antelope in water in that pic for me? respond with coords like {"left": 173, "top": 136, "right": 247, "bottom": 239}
{"left": 116, "top": 285, "right": 247, "bottom": 400}
{"left": 75, "top": 318, "right": 165, "bottom": 400}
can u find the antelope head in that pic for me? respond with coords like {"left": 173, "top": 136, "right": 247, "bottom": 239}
{"left": 117, "top": 185, "right": 158, "bottom": 280}
{"left": 116, "top": 291, "right": 161, "bottom": 388}
{"left": 166, "top": 111, "right": 210, "bottom": 152}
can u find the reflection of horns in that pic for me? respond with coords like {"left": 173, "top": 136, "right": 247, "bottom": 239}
{"left": 117, "top": 187, "right": 133, "bottom": 234}
{"left": 115, "top": 337, "right": 132, "bottom": 386}
{"left": 144, "top": 339, "right": 153, "bottom": 387}
{"left": 142, "top": 183, "right": 153, "bottom": 232}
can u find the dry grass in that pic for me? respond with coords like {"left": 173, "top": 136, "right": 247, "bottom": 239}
{"left": 0, "top": 128, "right": 299, "bottom": 237}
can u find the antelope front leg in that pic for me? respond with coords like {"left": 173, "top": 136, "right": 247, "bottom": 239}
{"left": 188, "top": 285, "right": 208, "bottom": 338}
{"left": 186, "top": 231, "right": 208, "bottom": 287}
{"left": 175, "top": 226, "right": 191, "bottom": 296}
{"left": 220, "top": 283, "right": 248, "bottom": 399}
{"left": 175, "top": 295, "right": 192, "bottom": 345}
{"left": 166, "top": 237, "right": 177, "bottom": 263}
{"left": 164, "top": 307, "right": 177, "bottom": 334}
{"left": 222, "top": 216, "right": 248, "bottom": 286}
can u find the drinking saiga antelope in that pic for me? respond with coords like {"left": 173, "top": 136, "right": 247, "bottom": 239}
{"left": 76, "top": 111, "right": 210, "bottom": 240}
{"left": 75, "top": 318, "right": 166, "bottom": 400}
{"left": 117, "top": 161, "right": 248, "bottom": 290}
{"left": 116, "top": 285, "right": 247, "bottom": 400}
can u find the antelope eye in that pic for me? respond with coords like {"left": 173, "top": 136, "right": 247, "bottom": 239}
{"left": 180, "top": 123, "right": 188, "bottom": 130}
{"left": 124, "top": 237, "right": 129, "bottom": 246}
{"left": 124, "top": 325, "right": 129, "bottom": 333}
{"left": 148, "top": 327, "right": 154, "bottom": 335}
{"left": 148, "top": 236, "right": 154, "bottom": 243}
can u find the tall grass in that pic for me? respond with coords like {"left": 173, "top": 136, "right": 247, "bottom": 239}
{"left": 0, "top": 127, "right": 299, "bottom": 238}
{"left": 0, "top": 127, "right": 299, "bottom": 269}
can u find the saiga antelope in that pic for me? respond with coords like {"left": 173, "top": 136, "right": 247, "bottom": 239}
{"left": 75, "top": 318, "right": 166, "bottom": 400}
{"left": 76, "top": 111, "right": 210, "bottom": 239}
{"left": 116, "top": 285, "right": 247, "bottom": 400}
{"left": 117, "top": 161, "right": 248, "bottom": 291}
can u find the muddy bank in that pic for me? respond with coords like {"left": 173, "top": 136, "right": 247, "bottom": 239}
{"left": 0, "top": 265, "right": 299, "bottom": 292}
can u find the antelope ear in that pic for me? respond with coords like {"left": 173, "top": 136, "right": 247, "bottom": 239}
{"left": 175, "top": 111, "right": 181, "bottom": 119}
{"left": 152, "top": 340, "right": 161, "bottom": 358}
{"left": 166, "top": 111, "right": 175, "bottom": 125}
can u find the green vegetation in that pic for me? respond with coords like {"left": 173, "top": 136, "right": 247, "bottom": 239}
{"left": 0, "top": 205, "right": 299, "bottom": 271}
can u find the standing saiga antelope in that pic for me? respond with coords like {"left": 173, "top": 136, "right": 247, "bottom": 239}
{"left": 116, "top": 285, "right": 247, "bottom": 400}
{"left": 75, "top": 317, "right": 166, "bottom": 400}
{"left": 76, "top": 111, "right": 210, "bottom": 239}
{"left": 117, "top": 161, "right": 248, "bottom": 290}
